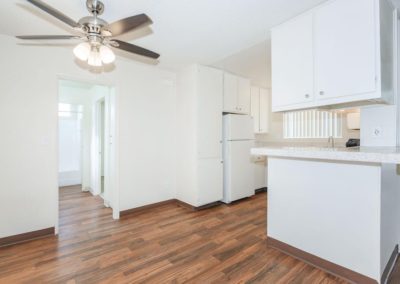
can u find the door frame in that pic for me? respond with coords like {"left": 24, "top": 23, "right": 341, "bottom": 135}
{"left": 56, "top": 75, "right": 120, "bottom": 236}
{"left": 92, "top": 97, "right": 106, "bottom": 197}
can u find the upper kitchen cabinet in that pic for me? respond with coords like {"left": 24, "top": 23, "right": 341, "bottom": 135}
{"left": 314, "top": 0, "right": 377, "bottom": 101}
{"left": 271, "top": 13, "right": 314, "bottom": 109}
{"left": 271, "top": 0, "right": 396, "bottom": 112}
{"left": 223, "top": 72, "right": 251, "bottom": 114}
{"left": 251, "top": 86, "right": 270, "bottom": 134}
{"left": 237, "top": 76, "right": 251, "bottom": 114}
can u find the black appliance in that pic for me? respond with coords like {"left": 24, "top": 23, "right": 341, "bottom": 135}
{"left": 346, "top": 139, "right": 360, "bottom": 148}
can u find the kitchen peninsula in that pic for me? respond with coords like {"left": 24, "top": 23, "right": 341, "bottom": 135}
{"left": 252, "top": 146, "right": 400, "bottom": 284}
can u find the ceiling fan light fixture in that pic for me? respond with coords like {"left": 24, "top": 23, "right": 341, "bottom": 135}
{"left": 17, "top": 0, "right": 160, "bottom": 68}
{"left": 87, "top": 47, "right": 102, "bottom": 67}
{"left": 73, "top": 42, "right": 91, "bottom": 61}
{"left": 99, "top": 45, "right": 115, "bottom": 64}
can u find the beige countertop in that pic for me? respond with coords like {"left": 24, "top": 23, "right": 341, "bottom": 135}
{"left": 251, "top": 145, "right": 400, "bottom": 164}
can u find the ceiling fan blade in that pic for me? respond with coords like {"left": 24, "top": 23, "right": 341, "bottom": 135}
{"left": 26, "top": 0, "right": 80, "bottom": 28}
{"left": 16, "top": 35, "right": 80, "bottom": 40}
{"left": 112, "top": 40, "right": 160, "bottom": 59}
{"left": 105, "top": 14, "right": 152, "bottom": 37}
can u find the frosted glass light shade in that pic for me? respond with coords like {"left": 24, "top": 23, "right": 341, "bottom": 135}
{"left": 87, "top": 49, "right": 102, "bottom": 67}
{"left": 99, "top": 45, "right": 115, "bottom": 64}
{"left": 73, "top": 42, "right": 91, "bottom": 61}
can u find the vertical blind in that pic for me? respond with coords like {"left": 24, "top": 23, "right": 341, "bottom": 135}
{"left": 283, "top": 110, "right": 343, "bottom": 139}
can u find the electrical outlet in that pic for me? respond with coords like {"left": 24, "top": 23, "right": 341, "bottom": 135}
{"left": 373, "top": 127, "right": 382, "bottom": 137}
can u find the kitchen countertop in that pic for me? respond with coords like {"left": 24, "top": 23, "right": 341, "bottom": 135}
{"left": 251, "top": 145, "right": 400, "bottom": 164}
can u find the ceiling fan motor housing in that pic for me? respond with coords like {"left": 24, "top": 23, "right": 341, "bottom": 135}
{"left": 86, "top": 0, "right": 105, "bottom": 16}
{"left": 78, "top": 16, "right": 108, "bottom": 35}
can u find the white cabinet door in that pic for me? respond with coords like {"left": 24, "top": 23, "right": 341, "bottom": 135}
{"left": 197, "top": 65, "right": 223, "bottom": 159}
{"left": 259, "top": 88, "right": 269, "bottom": 133}
{"left": 271, "top": 13, "right": 314, "bottom": 109}
{"left": 237, "top": 77, "right": 251, "bottom": 114}
{"left": 223, "top": 73, "right": 238, "bottom": 113}
{"left": 314, "top": 0, "right": 377, "bottom": 100}
{"left": 250, "top": 86, "right": 260, "bottom": 132}
{"left": 254, "top": 160, "right": 266, "bottom": 190}
{"left": 197, "top": 158, "right": 223, "bottom": 206}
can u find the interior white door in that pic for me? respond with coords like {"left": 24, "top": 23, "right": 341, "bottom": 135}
{"left": 314, "top": 0, "right": 377, "bottom": 100}
{"left": 228, "top": 140, "right": 255, "bottom": 202}
{"left": 271, "top": 13, "right": 314, "bottom": 108}
{"left": 237, "top": 77, "right": 251, "bottom": 114}
{"left": 223, "top": 73, "right": 238, "bottom": 112}
{"left": 197, "top": 66, "right": 223, "bottom": 159}
{"left": 250, "top": 86, "right": 260, "bottom": 133}
{"left": 259, "top": 88, "right": 269, "bottom": 133}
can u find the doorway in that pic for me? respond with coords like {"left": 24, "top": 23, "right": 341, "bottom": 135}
{"left": 58, "top": 79, "right": 118, "bottom": 220}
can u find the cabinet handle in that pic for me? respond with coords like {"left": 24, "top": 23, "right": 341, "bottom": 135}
{"left": 305, "top": 94, "right": 309, "bottom": 98}
{"left": 319, "top": 91, "right": 325, "bottom": 96}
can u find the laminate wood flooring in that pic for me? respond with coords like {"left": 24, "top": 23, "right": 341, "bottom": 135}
{"left": 0, "top": 185, "right": 381, "bottom": 283}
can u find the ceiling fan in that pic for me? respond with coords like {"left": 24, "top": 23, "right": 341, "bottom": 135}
{"left": 16, "top": 0, "right": 160, "bottom": 67}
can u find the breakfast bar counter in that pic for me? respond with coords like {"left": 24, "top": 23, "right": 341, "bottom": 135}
{"left": 252, "top": 146, "right": 400, "bottom": 284}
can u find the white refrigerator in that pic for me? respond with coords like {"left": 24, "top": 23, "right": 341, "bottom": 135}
{"left": 222, "top": 114, "right": 255, "bottom": 203}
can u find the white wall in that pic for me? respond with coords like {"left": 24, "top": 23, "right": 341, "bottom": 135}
{"left": 360, "top": 105, "right": 397, "bottom": 147}
{"left": 59, "top": 81, "right": 94, "bottom": 189}
{"left": 0, "top": 34, "right": 177, "bottom": 238}
{"left": 58, "top": 110, "right": 82, "bottom": 186}
{"left": 213, "top": 40, "right": 271, "bottom": 88}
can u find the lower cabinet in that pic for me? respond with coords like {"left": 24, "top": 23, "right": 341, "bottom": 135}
{"left": 197, "top": 158, "right": 223, "bottom": 205}
{"left": 253, "top": 156, "right": 267, "bottom": 190}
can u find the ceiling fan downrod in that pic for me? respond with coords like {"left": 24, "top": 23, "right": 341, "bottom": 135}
{"left": 86, "top": 0, "right": 104, "bottom": 16}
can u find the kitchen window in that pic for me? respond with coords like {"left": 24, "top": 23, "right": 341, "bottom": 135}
{"left": 283, "top": 109, "right": 343, "bottom": 139}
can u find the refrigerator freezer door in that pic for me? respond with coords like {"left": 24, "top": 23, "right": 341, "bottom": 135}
{"left": 224, "top": 114, "right": 254, "bottom": 141}
{"left": 223, "top": 140, "right": 255, "bottom": 203}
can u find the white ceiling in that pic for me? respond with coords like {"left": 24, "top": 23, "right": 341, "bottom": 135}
{"left": 2, "top": 0, "right": 330, "bottom": 70}
{"left": 213, "top": 40, "right": 271, "bottom": 88}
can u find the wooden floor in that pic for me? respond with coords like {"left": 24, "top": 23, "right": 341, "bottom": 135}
{"left": 0, "top": 185, "right": 396, "bottom": 283}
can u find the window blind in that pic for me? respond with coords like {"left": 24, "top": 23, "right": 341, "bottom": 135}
{"left": 283, "top": 110, "right": 342, "bottom": 139}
